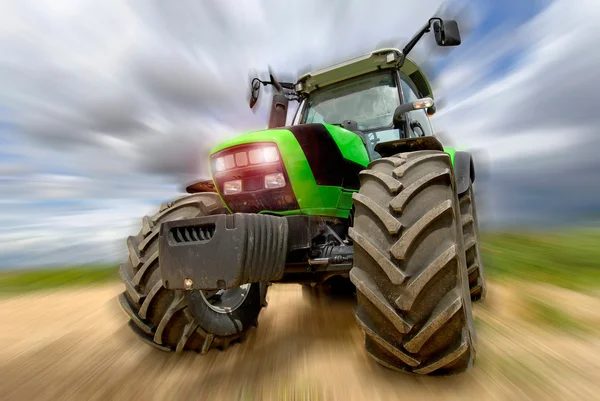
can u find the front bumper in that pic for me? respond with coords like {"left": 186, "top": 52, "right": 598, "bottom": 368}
{"left": 159, "top": 213, "right": 289, "bottom": 290}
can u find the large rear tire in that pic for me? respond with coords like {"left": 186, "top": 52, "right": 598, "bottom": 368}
{"left": 459, "top": 184, "right": 487, "bottom": 301}
{"left": 350, "top": 150, "right": 476, "bottom": 375}
{"left": 118, "top": 193, "right": 267, "bottom": 353}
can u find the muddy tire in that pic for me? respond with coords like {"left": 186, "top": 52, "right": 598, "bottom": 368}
{"left": 459, "top": 184, "right": 487, "bottom": 301}
{"left": 349, "top": 150, "right": 476, "bottom": 375}
{"left": 118, "top": 193, "right": 267, "bottom": 353}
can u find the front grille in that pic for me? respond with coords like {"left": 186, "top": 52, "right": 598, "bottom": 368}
{"left": 243, "top": 175, "right": 264, "bottom": 192}
{"left": 170, "top": 224, "right": 215, "bottom": 243}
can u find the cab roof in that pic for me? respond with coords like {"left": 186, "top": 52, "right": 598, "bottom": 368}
{"left": 296, "top": 48, "right": 433, "bottom": 99}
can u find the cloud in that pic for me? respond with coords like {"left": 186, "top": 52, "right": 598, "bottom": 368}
{"left": 432, "top": 0, "right": 600, "bottom": 226}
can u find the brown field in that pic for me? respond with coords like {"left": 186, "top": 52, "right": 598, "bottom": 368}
{"left": 1, "top": 281, "right": 600, "bottom": 401}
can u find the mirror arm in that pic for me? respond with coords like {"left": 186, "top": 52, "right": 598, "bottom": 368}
{"left": 402, "top": 17, "right": 442, "bottom": 57}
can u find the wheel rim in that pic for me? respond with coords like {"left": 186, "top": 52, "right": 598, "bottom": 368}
{"left": 200, "top": 284, "right": 251, "bottom": 314}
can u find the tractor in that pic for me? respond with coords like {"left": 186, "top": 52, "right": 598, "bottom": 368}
{"left": 118, "top": 17, "right": 487, "bottom": 375}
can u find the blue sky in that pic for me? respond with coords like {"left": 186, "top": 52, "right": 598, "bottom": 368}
{"left": 0, "top": 0, "right": 598, "bottom": 268}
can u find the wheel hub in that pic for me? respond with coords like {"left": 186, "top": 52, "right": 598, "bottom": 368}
{"left": 199, "top": 284, "right": 251, "bottom": 314}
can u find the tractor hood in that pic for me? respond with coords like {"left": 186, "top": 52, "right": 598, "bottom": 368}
{"left": 208, "top": 123, "right": 370, "bottom": 218}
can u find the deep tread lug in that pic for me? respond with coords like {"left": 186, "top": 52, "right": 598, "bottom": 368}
{"left": 176, "top": 319, "right": 199, "bottom": 353}
{"left": 390, "top": 200, "right": 453, "bottom": 260}
{"left": 405, "top": 289, "right": 462, "bottom": 353}
{"left": 118, "top": 293, "right": 153, "bottom": 335}
{"left": 356, "top": 317, "right": 419, "bottom": 367}
{"left": 120, "top": 263, "right": 144, "bottom": 304}
{"left": 138, "top": 230, "right": 158, "bottom": 253}
{"left": 392, "top": 153, "right": 449, "bottom": 178}
{"left": 461, "top": 213, "right": 474, "bottom": 228}
{"left": 369, "top": 156, "right": 405, "bottom": 169}
{"left": 389, "top": 169, "right": 450, "bottom": 213}
{"left": 201, "top": 333, "right": 214, "bottom": 355}
{"left": 128, "top": 321, "right": 172, "bottom": 352}
{"left": 467, "top": 263, "right": 479, "bottom": 276}
{"left": 352, "top": 193, "right": 402, "bottom": 235}
{"left": 464, "top": 237, "right": 476, "bottom": 251}
{"left": 141, "top": 215, "right": 153, "bottom": 236}
{"left": 395, "top": 245, "right": 457, "bottom": 311}
{"left": 351, "top": 268, "right": 411, "bottom": 333}
{"left": 413, "top": 332, "right": 469, "bottom": 375}
{"left": 358, "top": 170, "right": 402, "bottom": 194}
{"left": 349, "top": 228, "right": 406, "bottom": 285}
{"left": 153, "top": 291, "right": 187, "bottom": 345}
{"left": 127, "top": 236, "right": 142, "bottom": 269}
{"left": 133, "top": 251, "right": 158, "bottom": 286}
{"left": 470, "top": 279, "right": 482, "bottom": 295}
{"left": 139, "top": 279, "right": 163, "bottom": 319}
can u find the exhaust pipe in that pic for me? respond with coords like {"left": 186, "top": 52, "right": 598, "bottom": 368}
{"left": 268, "top": 93, "right": 289, "bottom": 129}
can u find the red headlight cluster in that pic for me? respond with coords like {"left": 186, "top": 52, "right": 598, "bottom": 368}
{"left": 210, "top": 143, "right": 298, "bottom": 213}
{"left": 214, "top": 145, "right": 279, "bottom": 172}
{"left": 212, "top": 144, "right": 286, "bottom": 195}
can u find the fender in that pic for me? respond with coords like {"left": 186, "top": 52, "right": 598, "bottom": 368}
{"left": 454, "top": 151, "right": 475, "bottom": 195}
{"left": 374, "top": 136, "right": 444, "bottom": 157}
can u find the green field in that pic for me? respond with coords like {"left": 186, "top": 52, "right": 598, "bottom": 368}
{"left": 481, "top": 229, "right": 600, "bottom": 291}
{"left": 0, "top": 265, "right": 119, "bottom": 294}
{"left": 1, "top": 229, "right": 599, "bottom": 294}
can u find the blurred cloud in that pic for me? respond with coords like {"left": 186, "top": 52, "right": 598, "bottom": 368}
{"left": 0, "top": 0, "right": 597, "bottom": 267}
{"left": 432, "top": 0, "right": 600, "bottom": 227}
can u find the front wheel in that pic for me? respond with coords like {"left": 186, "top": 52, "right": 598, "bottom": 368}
{"left": 350, "top": 150, "right": 476, "bottom": 375}
{"left": 118, "top": 193, "right": 267, "bottom": 353}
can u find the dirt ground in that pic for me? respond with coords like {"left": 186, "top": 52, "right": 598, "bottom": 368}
{"left": 1, "top": 281, "right": 600, "bottom": 401}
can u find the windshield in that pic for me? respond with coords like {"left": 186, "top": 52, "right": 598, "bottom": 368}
{"left": 301, "top": 70, "right": 400, "bottom": 131}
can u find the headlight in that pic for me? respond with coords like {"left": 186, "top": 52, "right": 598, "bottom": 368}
{"left": 235, "top": 151, "right": 248, "bottom": 167}
{"left": 264, "top": 173, "right": 286, "bottom": 189}
{"left": 215, "top": 145, "right": 280, "bottom": 172}
{"left": 248, "top": 146, "right": 280, "bottom": 165}
{"left": 215, "top": 157, "right": 225, "bottom": 172}
{"left": 248, "top": 148, "right": 264, "bottom": 165}
{"left": 262, "top": 146, "right": 279, "bottom": 163}
{"left": 223, "top": 180, "right": 242, "bottom": 195}
{"left": 224, "top": 154, "right": 235, "bottom": 169}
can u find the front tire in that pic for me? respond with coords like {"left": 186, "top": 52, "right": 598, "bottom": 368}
{"left": 350, "top": 150, "right": 476, "bottom": 375}
{"left": 118, "top": 193, "right": 266, "bottom": 353}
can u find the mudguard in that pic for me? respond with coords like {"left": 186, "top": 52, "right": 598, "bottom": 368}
{"left": 374, "top": 136, "right": 444, "bottom": 157}
{"left": 454, "top": 151, "right": 475, "bottom": 195}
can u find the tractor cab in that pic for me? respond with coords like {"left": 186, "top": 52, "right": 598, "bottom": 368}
{"left": 291, "top": 50, "right": 437, "bottom": 160}
{"left": 250, "top": 45, "right": 444, "bottom": 161}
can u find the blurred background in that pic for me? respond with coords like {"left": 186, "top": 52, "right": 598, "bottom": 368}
{"left": 1, "top": 0, "right": 599, "bottom": 400}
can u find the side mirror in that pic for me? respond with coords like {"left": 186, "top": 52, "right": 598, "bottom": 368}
{"left": 393, "top": 97, "right": 434, "bottom": 126}
{"left": 433, "top": 19, "right": 461, "bottom": 47}
{"left": 249, "top": 78, "right": 261, "bottom": 109}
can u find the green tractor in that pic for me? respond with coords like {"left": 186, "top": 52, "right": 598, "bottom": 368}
{"left": 118, "top": 17, "right": 486, "bottom": 375}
